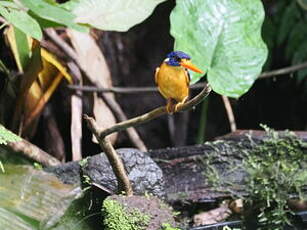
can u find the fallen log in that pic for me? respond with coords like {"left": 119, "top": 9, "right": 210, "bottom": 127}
{"left": 149, "top": 130, "right": 307, "bottom": 203}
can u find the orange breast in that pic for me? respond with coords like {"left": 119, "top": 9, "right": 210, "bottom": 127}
{"left": 156, "top": 62, "right": 189, "bottom": 102}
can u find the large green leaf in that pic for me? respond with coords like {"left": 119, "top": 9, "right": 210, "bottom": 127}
{"left": 63, "top": 0, "right": 167, "bottom": 31}
{"left": 170, "top": 0, "right": 268, "bottom": 98}
{"left": 19, "top": 0, "right": 87, "bottom": 32}
{"left": 0, "top": 164, "right": 88, "bottom": 230}
{"left": 0, "top": 4, "right": 42, "bottom": 40}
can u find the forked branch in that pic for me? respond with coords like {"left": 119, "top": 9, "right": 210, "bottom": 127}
{"left": 84, "top": 82, "right": 212, "bottom": 195}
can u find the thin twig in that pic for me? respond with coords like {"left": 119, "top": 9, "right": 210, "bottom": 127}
{"left": 66, "top": 61, "right": 307, "bottom": 94}
{"left": 84, "top": 115, "right": 133, "bottom": 196}
{"left": 259, "top": 61, "right": 307, "bottom": 79}
{"left": 221, "top": 95, "right": 236, "bottom": 132}
{"left": 67, "top": 83, "right": 205, "bottom": 94}
{"left": 7, "top": 138, "right": 61, "bottom": 166}
{"left": 67, "top": 84, "right": 160, "bottom": 93}
{"left": 45, "top": 28, "right": 79, "bottom": 61}
{"left": 99, "top": 83, "right": 212, "bottom": 138}
{"left": 69, "top": 61, "right": 83, "bottom": 161}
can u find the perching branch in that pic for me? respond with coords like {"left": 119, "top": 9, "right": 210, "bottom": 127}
{"left": 66, "top": 61, "right": 307, "bottom": 94}
{"left": 84, "top": 82, "right": 211, "bottom": 195}
{"left": 84, "top": 115, "right": 133, "bottom": 196}
{"left": 99, "top": 82, "right": 212, "bottom": 138}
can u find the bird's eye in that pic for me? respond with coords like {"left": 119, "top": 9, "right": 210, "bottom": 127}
{"left": 175, "top": 57, "right": 181, "bottom": 62}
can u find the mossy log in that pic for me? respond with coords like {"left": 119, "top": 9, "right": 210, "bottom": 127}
{"left": 45, "top": 130, "right": 306, "bottom": 206}
{"left": 149, "top": 130, "right": 307, "bottom": 203}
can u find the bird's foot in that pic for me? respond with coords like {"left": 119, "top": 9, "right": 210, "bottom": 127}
{"left": 174, "top": 96, "right": 188, "bottom": 112}
{"left": 166, "top": 99, "right": 176, "bottom": 114}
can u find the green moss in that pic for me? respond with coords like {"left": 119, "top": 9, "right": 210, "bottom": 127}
{"left": 0, "top": 125, "right": 21, "bottom": 145}
{"left": 204, "top": 125, "right": 307, "bottom": 228}
{"left": 243, "top": 125, "right": 307, "bottom": 227}
{"left": 102, "top": 199, "right": 150, "bottom": 230}
{"left": 78, "top": 157, "right": 88, "bottom": 167}
{"left": 161, "top": 223, "right": 180, "bottom": 230}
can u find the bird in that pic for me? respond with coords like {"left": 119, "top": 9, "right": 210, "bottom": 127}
{"left": 155, "top": 51, "right": 204, "bottom": 114}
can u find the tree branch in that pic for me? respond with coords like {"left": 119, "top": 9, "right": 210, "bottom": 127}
{"left": 258, "top": 61, "right": 307, "bottom": 79}
{"left": 99, "top": 82, "right": 212, "bottom": 138}
{"left": 84, "top": 115, "right": 133, "bottom": 196}
{"left": 67, "top": 85, "right": 159, "bottom": 93}
{"left": 7, "top": 139, "right": 61, "bottom": 166}
{"left": 83, "top": 82, "right": 211, "bottom": 196}
{"left": 66, "top": 61, "right": 307, "bottom": 94}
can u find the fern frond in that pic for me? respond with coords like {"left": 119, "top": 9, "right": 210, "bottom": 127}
{"left": 0, "top": 125, "right": 21, "bottom": 145}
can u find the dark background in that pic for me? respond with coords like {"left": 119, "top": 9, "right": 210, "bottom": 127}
{"left": 0, "top": 0, "right": 306, "bottom": 157}
{"left": 97, "top": 0, "right": 307, "bottom": 149}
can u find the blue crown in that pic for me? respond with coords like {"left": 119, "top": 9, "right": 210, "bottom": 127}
{"left": 166, "top": 51, "right": 191, "bottom": 66}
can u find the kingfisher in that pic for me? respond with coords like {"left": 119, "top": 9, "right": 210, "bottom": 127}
{"left": 155, "top": 51, "right": 204, "bottom": 114}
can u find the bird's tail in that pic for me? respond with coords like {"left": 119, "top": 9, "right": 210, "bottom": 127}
{"left": 166, "top": 98, "right": 177, "bottom": 114}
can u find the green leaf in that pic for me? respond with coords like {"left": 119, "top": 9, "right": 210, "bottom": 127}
{"left": 64, "top": 0, "right": 167, "bottom": 31}
{"left": 0, "top": 164, "right": 81, "bottom": 230}
{"left": 277, "top": 1, "right": 299, "bottom": 46}
{"left": 0, "top": 5, "right": 42, "bottom": 40}
{"left": 5, "top": 26, "right": 31, "bottom": 72}
{"left": 292, "top": 42, "right": 307, "bottom": 83}
{"left": 14, "top": 27, "right": 31, "bottom": 70}
{"left": 0, "top": 124, "right": 21, "bottom": 145}
{"left": 170, "top": 0, "right": 268, "bottom": 98}
{"left": 19, "top": 0, "right": 88, "bottom": 32}
{"left": 28, "top": 12, "right": 64, "bottom": 29}
{"left": 285, "top": 22, "right": 307, "bottom": 59}
{"left": 0, "top": 1, "right": 20, "bottom": 9}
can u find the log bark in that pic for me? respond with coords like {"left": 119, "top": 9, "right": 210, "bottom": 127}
{"left": 149, "top": 130, "right": 307, "bottom": 203}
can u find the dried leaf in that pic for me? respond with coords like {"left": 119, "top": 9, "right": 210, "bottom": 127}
{"left": 23, "top": 80, "right": 43, "bottom": 119}
{"left": 67, "top": 29, "right": 117, "bottom": 144}
{"left": 93, "top": 93, "right": 117, "bottom": 144}
{"left": 12, "top": 40, "right": 42, "bottom": 131}
{"left": 22, "top": 48, "right": 74, "bottom": 131}
{"left": 23, "top": 72, "right": 63, "bottom": 129}
{"left": 66, "top": 30, "right": 112, "bottom": 88}
{"left": 41, "top": 48, "right": 73, "bottom": 84}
